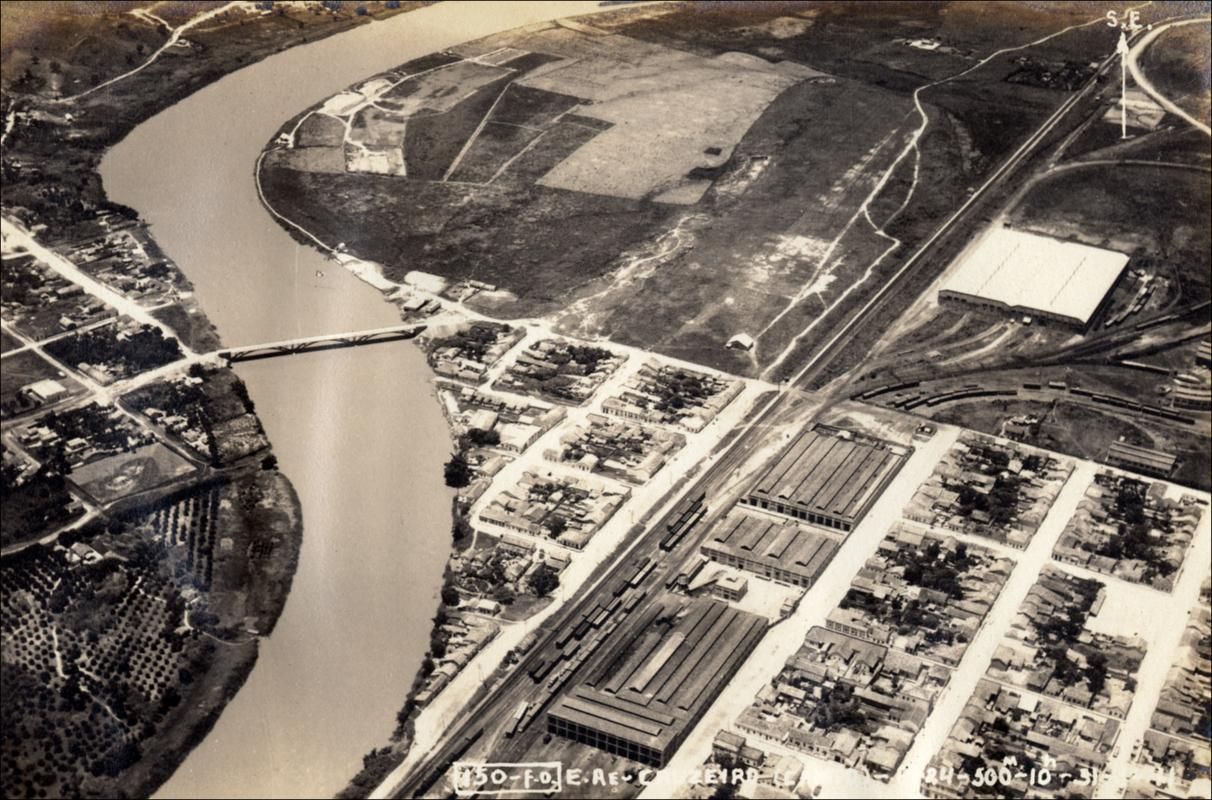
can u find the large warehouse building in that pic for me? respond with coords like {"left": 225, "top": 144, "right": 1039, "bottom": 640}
{"left": 701, "top": 509, "right": 838, "bottom": 588}
{"left": 937, "top": 225, "right": 1129, "bottom": 331}
{"left": 546, "top": 597, "right": 765, "bottom": 766}
{"left": 740, "top": 425, "right": 907, "bottom": 532}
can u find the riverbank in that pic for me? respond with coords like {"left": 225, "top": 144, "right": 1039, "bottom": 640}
{"left": 1, "top": 4, "right": 422, "bottom": 797}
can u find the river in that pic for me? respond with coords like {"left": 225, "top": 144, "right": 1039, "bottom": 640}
{"left": 99, "top": 2, "right": 604, "bottom": 797}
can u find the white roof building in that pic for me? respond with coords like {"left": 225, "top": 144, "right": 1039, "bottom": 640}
{"left": 22, "top": 378, "right": 68, "bottom": 403}
{"left": 938, "top": 226, "right": 1128, "bottom": 330}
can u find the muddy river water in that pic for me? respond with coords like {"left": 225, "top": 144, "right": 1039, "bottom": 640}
{"left": 100, "top": 3, "right": 602, "bottom": 797}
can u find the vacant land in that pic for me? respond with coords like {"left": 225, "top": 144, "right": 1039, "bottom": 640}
{"left": 261, "top": 3, "right": 1127, "bottom": 378}
{"left": 1139, "top": 21, "right": 1212, "bottom": 128}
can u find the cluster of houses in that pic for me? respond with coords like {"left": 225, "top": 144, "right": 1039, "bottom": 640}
{"left": 1128, "top": 576, "right": 1212, "bottom": 797}
{"left": 1052, "top": 471, "right": 1202, "bottom": 591}
{"left": 477, "top": 471, "right": 629, "bottom": 550}
{"left": 141, "top": 402, "right": 212, "bottom": 459}
{"left": 441, "top": 385, "right": 567, "bottom": 452}
{"left": 711, "top": 731, "right": 805, "bottom": 796}
{"left": 543, "top": 413, "right": 684, "bottom": 484}
{"left": 1131, "top": 729, "right": 1211, "bottom": 800}
{"left": 601, "top": 360, "right": 742, "bottom": 432}
{"left": 424, "top": 321, "right": 524, "bottom": 384}
{"left": 412, "top": 613, "right": 499, "bottom": 706}
{"left": 1, "top": 254, "right": 114, "bottom": 338}
{"left": 68, "top": 227, "right": 177, "bottom": 305}
{"left": 1148, "top": 603, "right": 1211, "bottom": 749}
{"left": 824, "top": 523, "right": 1014, "bottom": 667}
{"left": 494, "top": 338, "right": 626, "bottom": 405}
{"left": 904, "top": 433, "right": 1072, "bottom": 548}
{"left": 736, "top": 625, "right": 950, "bottom": 780}
{"left": 988, "top": 568, "right": 1145, "bottom": 719}
{"left": 926, "top": 679, "right": 1120, "bottom": 799}
{"left": 16, "top": 403, "right": 152, "bottom": 469}
{"left": 450, "top": 532, "right": 570, "bottom": 612}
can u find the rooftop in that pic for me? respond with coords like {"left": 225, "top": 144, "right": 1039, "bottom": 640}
{"left": 747, "top": 426, "right": 903, "bottom": 525}
{"left": 703, "top": 509, "right": 838, "bottom": 581}
{"left": 1107, "top": 441, "right": 1177, "bottom": 472}
{"left": 548, "top": 597, "right": 765, "bottom": 753}
{"left": 940, "top": 226, "right": 1128, "bottom": 325}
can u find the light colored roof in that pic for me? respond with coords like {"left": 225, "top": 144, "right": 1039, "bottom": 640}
{"left": 940, "top": 226, "right": 1128, "bottom": 324}
{"left": 26, "top": 378, "right": 67, "bottom": 398}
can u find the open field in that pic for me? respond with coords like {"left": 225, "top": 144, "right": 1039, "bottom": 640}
{"left": 69, "top": 442, "right": 196, "bottom": 505}
{"left": 260, "top": 4, "right": 1135, "bottom": 380}
{"left": 1138, "top": 20, "right": 1212, "bottom": 128}
{"left": 0, "top": 329, "right": 21, "bottom": 353}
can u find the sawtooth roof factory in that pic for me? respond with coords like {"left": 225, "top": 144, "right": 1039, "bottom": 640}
{"left": 937, "top": 225, "right": 1130, "bottom": 331}
{"left": 546, "top": 597, "right": 765, "bottom": 766}
{"left": 701, "top": 509, "right": 838, "bottom": 588}
{"left": 740, "top": 425, "right": 908, "bottom": 532}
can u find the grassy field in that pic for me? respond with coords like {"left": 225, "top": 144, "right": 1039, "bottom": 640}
{"left": 259, "top": 3, "right": 1133, "bottom": 380}
{"left": 1139, "top": 21, "right": 1212, "bottom": 128}
{"left": 151, "top": 300, "right": 221, "bottom": 353}
{"left": 70, "top": 442, "right": 197, "bottom": 504}
{"left": 0, "top": 328, "right": 23, "bottom": 353}
{"left": 0, "top": 349, "right": 82, "bottom": 416}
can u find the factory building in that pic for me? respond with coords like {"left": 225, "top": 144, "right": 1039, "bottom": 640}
{"left": 739, "top": 425, "right": 907, "bottom": 532}
{"left": 546, "top": 598, "right": 765, "bottom": 766}
{"left": 937, "top": 225, "right": 1129, "bottom": 332}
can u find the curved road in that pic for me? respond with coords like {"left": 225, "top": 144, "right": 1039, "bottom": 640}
{"left": 1126, "top": 17, "right": 1212, "bottom": 136}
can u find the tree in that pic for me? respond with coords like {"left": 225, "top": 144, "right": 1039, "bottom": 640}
{"left": 493, "top": 583, "right": 516, "bottom": 605}
{"left": 464, "top": 428, "right": 500, "bottom": 447}
{"left": 528, "top": 563, "right": 560, "bottom": 598}
{"left": 440, "top": 585, "right": 460, "bottom": 606}
{"left": 443, "top": 452, "right": 472, "bottom": 488}
{"left": 452, "top": 513, "right": 472, "bottom": 541}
